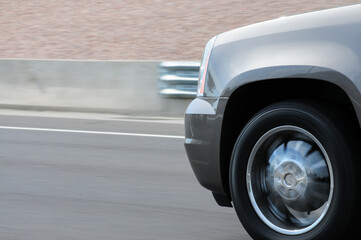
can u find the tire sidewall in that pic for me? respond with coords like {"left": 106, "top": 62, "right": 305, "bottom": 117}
{"left": 230, "top": 102, "right": 356, "bottom": 240}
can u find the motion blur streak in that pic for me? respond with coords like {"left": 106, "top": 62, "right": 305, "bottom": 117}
{"left": 0, "top": 113, "right": 251, "bottom": 240}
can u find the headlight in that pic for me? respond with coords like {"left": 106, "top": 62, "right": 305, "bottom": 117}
{"left": 197, "top": 36, "right": 217, "bottom": 96}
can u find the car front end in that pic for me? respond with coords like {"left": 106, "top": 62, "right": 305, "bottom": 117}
{"left": 184, "top": 36, "right": 231, "bottom": 206}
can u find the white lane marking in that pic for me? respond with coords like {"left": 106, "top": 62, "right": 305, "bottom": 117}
{"left": 0, "top": 126, "right": 184, "bottom": 139}
{"left": 0, "top": 110, "right": 183, "bottom": 124}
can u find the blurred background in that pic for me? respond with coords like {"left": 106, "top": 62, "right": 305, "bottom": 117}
{"left": 0, "top": 0, "right": 359, "bottom": 117}
{"left": 0, "top": 1, "right": 359, "bottom": 240}
{"left": 0, "top": 0, "right": 359, "bottom": 60}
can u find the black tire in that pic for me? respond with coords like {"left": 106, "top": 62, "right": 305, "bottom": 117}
{"left": 229, "top": 100, "right": 359, "bottom": 240}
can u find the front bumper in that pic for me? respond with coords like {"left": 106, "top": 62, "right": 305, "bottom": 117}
{"left": 184, "top": 97, "right": 228, "bottom": 195}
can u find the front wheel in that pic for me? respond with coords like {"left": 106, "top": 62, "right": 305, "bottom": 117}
{"left": 230, "top": 101, "right": 359, "bottom": 240}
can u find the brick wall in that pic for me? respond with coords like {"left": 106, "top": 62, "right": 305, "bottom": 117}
{"left": 0, "top": 0, "right": 359, "bottom": 60}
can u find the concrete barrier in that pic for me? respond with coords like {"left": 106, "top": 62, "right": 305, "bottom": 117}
{"left": 0, "top": 59, "right": 193, "bottom": 117}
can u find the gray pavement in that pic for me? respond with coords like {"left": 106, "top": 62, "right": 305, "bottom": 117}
{"left": 0, "top": 112, "right": 252, "bottom": 240}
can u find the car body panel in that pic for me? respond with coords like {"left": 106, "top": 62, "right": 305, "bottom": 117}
{"left": 206, "top": 4, "right": 361, "bottom": 104}
{"left": 185, "top": 4, "right": 361, "bottom": 198}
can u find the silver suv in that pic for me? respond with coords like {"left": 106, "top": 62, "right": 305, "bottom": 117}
{"left": 184, "top": 4, "right": 361, "bottom": 240}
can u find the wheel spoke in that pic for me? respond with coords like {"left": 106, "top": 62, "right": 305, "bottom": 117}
{"left": 306, "top": 145, "right": 318, "bottom": 157}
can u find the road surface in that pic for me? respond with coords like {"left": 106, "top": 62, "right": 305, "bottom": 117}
{"left": 0, "top": 110, "right": 252, "bottom": 240}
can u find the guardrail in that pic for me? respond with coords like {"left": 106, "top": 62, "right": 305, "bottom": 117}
{"left": 158, "top": 61, "right": 200, "bottom": 98}
{"left": 0, "top": 59, "right": 192, "bottom": 116}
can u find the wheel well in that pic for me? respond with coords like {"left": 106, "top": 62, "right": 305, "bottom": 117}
{"left": 220, "top": 78, "right": 361, "bottom": 200}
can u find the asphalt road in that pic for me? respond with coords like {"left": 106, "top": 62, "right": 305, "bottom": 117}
{"left": 0, "top": 111, "right": 252, "bottom": 240}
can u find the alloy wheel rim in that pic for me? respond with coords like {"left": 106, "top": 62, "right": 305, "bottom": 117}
{"left": 246, "top": 125, "right": 334, "bottom": 235}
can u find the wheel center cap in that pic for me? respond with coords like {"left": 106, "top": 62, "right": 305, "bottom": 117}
{"left": 273, "top": 161, "right": 307, "bottom": 200}
{"left": 283, "top": 173, "right": 296, "bottom": 188}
